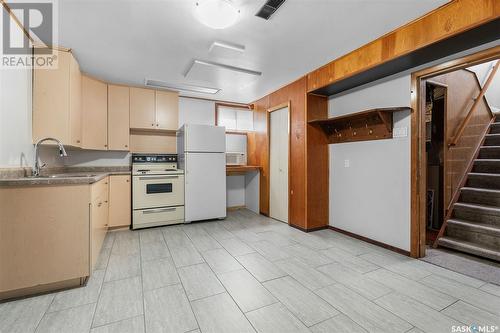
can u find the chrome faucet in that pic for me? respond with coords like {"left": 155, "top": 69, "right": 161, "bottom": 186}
{"left": 33, "top": 138, "right": 68, "bottom": 177}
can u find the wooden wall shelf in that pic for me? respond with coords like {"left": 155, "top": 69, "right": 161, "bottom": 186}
{"left": 308, "top": 107, "right": 411, "bottom": 144}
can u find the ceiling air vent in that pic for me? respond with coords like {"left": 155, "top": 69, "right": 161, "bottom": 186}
{"left": 255, "top": 0, "right": 286, "bottom": 20}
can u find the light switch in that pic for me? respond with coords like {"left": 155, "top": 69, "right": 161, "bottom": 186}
{"left": 344, "top": 159, "right": 350, "bottom": 168}
{"left": 393, "top": 127, "right": 408, "bottom": 138}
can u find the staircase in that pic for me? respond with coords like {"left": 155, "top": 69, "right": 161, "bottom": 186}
{"left": 437, "top": 117, "right": 500, "bottom": 261}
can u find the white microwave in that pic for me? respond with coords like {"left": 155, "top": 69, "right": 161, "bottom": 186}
{"left": 226, "top": 152, "right": 247, "bottom": 166}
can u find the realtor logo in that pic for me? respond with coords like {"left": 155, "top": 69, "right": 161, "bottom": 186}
{"left": 1, "top": 0, "right": 58, "bottom": 68}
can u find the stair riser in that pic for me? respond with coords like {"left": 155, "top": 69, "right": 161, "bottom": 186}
{"left": 478, "top": 148, "right": 500, "bottom": 159}
{"left": 490, "top": 124, "right": 500, "bottom": 134}
{"left": 473, "top": 163, "right": 500, "bottom": 174}
{"left": 485, "top": 136, "right": 500, "bottom": 146}
{"left": 446, "top": 225, "right": 500, "bottom": 249}
{"left": 453, "top": 209, "right": 500, "bottom": 227}
{"left": 438, "top": 239, "right": 500, "bottom": 261}
{"left": 460, "top": 191, "right": 500, "bottom": 206}
{"left": 466, "top": 176, "right": 500, "bottom": 190}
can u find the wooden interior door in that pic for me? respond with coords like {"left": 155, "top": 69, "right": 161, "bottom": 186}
{"left": 269, "top": 106, "right": 289, "bottom": 223}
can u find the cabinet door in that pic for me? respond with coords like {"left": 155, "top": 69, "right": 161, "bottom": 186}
{"left": 130, "top": 87, "right": 155, "bottom": 129}
{"left": 155, "top": 90, "right": 179, "bottom": 130}
{"left": 109, "top": 175, "right": 131, "bottom": 227}
{"left": 82, "top": 75, "right": 108, "bottom": 150}
{"left": 33, "top": 49, "right": 71, "bottom": 144}
{"left": 69, "top": 55, "right": 82, "bottom": 147}
{"left": 108, "top": 85, "right": 130, "bottom": 151}
{"left": 91, "top": 178, "right": 109, "bottom": 270}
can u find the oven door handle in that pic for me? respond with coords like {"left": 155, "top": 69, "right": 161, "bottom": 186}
{"left": 138, "top": 176, "right": 179, "bottom": 180}
{"left": 143, "top": 208, "right": 176, "bottom": 214}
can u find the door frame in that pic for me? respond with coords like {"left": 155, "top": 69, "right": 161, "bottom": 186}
{"left": 410, "top": 45, "right": 500, "bottom": 258}
{"left": 267, "top": 101, "right": 291, "bottom": 224}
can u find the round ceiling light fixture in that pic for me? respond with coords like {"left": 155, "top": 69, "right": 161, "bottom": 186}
{"left": 195, "top": 0, "right": 240, "bottom": 29}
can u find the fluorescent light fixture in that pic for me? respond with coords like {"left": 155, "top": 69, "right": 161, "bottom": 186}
{"left": 184, "top": 59, "right": 262, "bottom": 77}
{"left": 145, "top": 79, "right": 220, "bottom": 94}
{"left": 209, "top": 40, "right": 245, "bottom": 53}
{"left": 195, "top": 0, "right": 240, "bottom": 29}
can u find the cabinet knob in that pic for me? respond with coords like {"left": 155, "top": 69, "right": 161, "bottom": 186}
{"left": 125, "top": 145, "right": 128, "bottom": 148}
{"left": 156, "top": 124, "right": 159, "bottom": 127}
{"left": 126, "top": 179, "right": 130, "bottom": 183}
{"left": 76, "top": 140, "right": 81, "bottom": 143}
{"left": 151, "top": 123, "right": 154, "bottom": 127}
{"left": 104, "top": 144, "right": 108, "bottom": 148}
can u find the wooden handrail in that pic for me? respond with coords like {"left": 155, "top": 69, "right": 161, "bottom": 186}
{"left": 448, "top": 61, "right": 499, "bottom": 148}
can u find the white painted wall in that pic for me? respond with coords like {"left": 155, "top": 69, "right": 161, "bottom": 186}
{"left": 0, "top": 65, "right": 33, "bottom": 168}
{"left": 178, "top": 97, "right": 215, "bottom": 127}
{"left": 227, "top": 175, "right": 245, "bottom": 207}
{"left": 328, "top": 76, "right": 412, "bottom": 251}
{"left": 467, "top": 61, "right": 500, "bottom": 113}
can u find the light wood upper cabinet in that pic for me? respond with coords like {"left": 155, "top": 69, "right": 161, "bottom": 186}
{"left": 108, "top": 85, "right": 130, "bottom": 150}
{"left": 130, "top": 87, "right": 155, "bottom": 129}
{"left": 109, "top": 175, "right": 131, "bottom": 227}
{"left": 82, "top": 75, "right": 108, "bottom": 150}
{"left": 156, "top": 90, "right": 179, "bottom": 130}
{"left": 33, "top": 49, "right": 82, "bottom": 147}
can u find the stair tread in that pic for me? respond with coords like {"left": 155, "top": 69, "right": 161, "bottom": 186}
{"left": 481, "top": 146, "right": 500, "bottom": 149}
{"left": 461, "top": 187, "right": 500, "bottom": 194}
{"left": 454, "top": 202, "right": 500, "bottom": 211}
{"left": 486, "top": 133, "right": 500, "bottom": 137}
{"left": 447, "top": 218, "right": 500, "bottom": 234}
{"left": 438, "top": 237, "right": 500, "bottom": 259}
{"left": 468, "top": 172, "right": 500, "bottom": 177}
{"left": 475, "top": 159, "right": 500, "bottom": 162}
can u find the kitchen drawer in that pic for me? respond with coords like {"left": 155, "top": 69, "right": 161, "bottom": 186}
{"left": 133, "top": 206, "right": 184, "bottom": 229}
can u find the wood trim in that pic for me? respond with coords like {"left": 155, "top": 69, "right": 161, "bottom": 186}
{"left": 268, "top": 102, "right": 289, "bottom": 113}
{"left": 307, "top": 0, "right": 500, "bottom": 93}
{"left": 289, "top": 223, "right": 328, "bottom": 233}
{"left": 225, "top": 131, "right": 249, "bottom": 135}
{"left": 267, "top": 101, "right": 292, "bottom": 225}
{"left": 328, "top": 226, "right": 411, "bottom": 256}
{"left": 410, "top": 46, "right": 500, "bottom": 258}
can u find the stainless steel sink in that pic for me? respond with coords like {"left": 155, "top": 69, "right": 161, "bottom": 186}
{"left": 27, "top": 174, "right": 97, "bottom": 179}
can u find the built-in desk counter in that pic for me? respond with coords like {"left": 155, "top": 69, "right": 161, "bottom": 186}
{"left": 226, "top": 165, "right": 261, "bottom": 175}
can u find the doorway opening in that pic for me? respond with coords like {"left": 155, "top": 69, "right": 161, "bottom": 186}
{"left": 425, "top": 82, "right": 447, "bottom": 245}
{"left": 411, "top": 45, "right": 500, "bottom": 264}
{"left": 268, "top": 103, "right": 290, "bottom": 224}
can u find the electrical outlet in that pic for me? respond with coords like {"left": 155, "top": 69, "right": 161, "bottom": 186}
{"left": 393, "top": 127, "right": 408, "bottom": 138}
{"left": 344, "top": 159, "right": 350, "bottom": 168}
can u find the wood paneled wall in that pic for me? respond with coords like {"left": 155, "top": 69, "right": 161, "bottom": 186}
{"left": 307, "top": 0, "right": 499, "bottom": 92}
{"left": 430, "top": 69, "right": 492, "bottom": 209}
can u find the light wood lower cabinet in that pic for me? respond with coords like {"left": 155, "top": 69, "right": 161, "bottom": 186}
{"left": 109, "top": 175, "right": 131, "bottom": 228}
{"left": 90, "top": 177, "right": 109, "bottom": 270}
{"left": 0, "top": 184, "right": 91, "bottom": 300}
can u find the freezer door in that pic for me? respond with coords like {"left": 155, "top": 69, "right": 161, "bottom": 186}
{"left": 185, "top": 124, "right": 226, "bottom": 152}
{"left": 185, "top": 152, "right": 226, "bottom": 222}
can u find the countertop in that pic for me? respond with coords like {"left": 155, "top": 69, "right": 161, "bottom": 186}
{"left": 0, "top": 166, "right": 131, "bottom": 187}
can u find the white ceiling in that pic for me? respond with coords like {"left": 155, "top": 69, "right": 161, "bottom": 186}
{"left": 58, "top": 0, "right": 449, "bottom": 103}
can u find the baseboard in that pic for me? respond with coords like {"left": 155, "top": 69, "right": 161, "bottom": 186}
{"left": 227, "top": 205, "right": 246, "bottom": 211}
{"left": 290, "top": 223, "right": 329, "bottom": 233}
{"left": 327, "top": 226, "right": 411, "bottom": 256}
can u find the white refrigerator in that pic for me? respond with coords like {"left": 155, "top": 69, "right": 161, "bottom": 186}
{"left": 177, "top": 124, "right": 226, "bottom": 222}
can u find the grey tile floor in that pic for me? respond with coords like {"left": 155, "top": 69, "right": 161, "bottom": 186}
{"left": 1, "top": 209, "right": 500, "bottom": 333}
